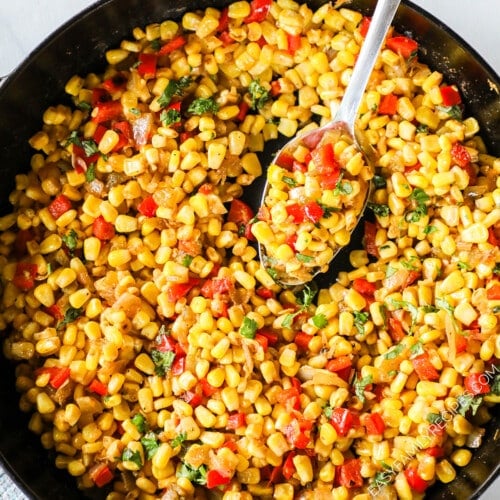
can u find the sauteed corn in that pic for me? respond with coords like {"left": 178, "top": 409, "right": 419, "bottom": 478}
{"left": 1, "top": 1, "right": 499, "bottom": 499}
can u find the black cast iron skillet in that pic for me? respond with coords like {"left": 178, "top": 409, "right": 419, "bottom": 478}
{"left": 0, "top": 1, "right": 498, "bottom": 498}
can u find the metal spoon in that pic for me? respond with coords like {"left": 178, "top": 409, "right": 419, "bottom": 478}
{"left": 254, "top": 0, "right": 401, "bottom": 286}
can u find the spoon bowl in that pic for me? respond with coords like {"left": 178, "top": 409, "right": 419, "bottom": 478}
{"left": 253, "top": 0, "right": 402, "bottom": 286}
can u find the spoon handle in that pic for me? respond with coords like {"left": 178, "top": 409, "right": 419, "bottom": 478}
{"left": 335, "top": 0, "right": 401, "bottom": 130}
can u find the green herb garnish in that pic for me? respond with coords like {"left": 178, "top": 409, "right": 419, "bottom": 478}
{"left": 160, "top": 108, "right": 181, "bottom": 126}
{"left": 62, "top": 229, "right": 78, "bottom": 255}
{"left": 423, "top": 225, "right": 438, "bottom": 235}
{"left": 171, "top": 432, "right": 188, "bottom": 448}
{"left": 353, "top": 374, "right": 372, "bottom": 403}
{"left": 141, "top": 432, "right": 160, "bottom": 459}
{"left": 426, "top": 412, "right": 445, "bottom": 425}
{"left": 248, "top": 79, "right": 270, "bottom": 110}
{"left": 57, "top": 306, "right": 84, "bottom": 330}
{"left": 187, "top": 97, "right": 219, "bottom": 115}
{"left": 456, "top": 393, "right": 483, "bottom": 416}
{"left": 296, "top": 253, "right": 313, "bottom": 263}
{"left": 122, "top": 448, "right": 143, "bottom": 468}
{"left": 131, "top": 413, "right": 147, "bottom": 434}
{"left": 158, "top": 76, "right": 192, "bottom": 108}
{"left": 333, "top": 180, "right": 353, "bottom": 196}
{"left": 85, "top": 163, "right": 96, "bottom": 182}
{"left": 151, "top": 349, "right": 175, "bottom": 376}
{"left": 312, "top": 313, "right": 328, "bottom": 328}
{"left": 373, "top": 174, "right": 387, "bottom": 189}
{"left": 240, "top": 316, "right": 258, "bottom": 339}
{"left": 368, "top": 202, "right": 390, "bottom": 217}
{"left": 177, "top": 462, "right": 207, "bottom": 485}
{"left": 383, "top": 343, "right": 404, "bottom": 360}
{"left": 437, "top": 105, "right": 462, "bottom": 120}
{"left": 353, "top": 311, "right": 369, "bottom": 335}
{"left": 181, "top": 255, "right": 194, "bottom": 267}
{"left": 282, "top": 176, "right": 297, "bottom": 188}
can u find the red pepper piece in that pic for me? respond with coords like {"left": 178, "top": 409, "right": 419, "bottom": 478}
{"left": 219, "top": 30, "right": 235, "bottom": 46}
{"left": 285, "top": 233, "right": 297, "bottom": 252}
{"left": 244, "top": 0, "right": 272, "bottom": 24}
{"left": 358, "top": 16, "right": 371, "bottom": 37}
{"left": 93, "top": 215, "right": 115, "bottom": 241}
{"left": 12, "top": 262, "right": 38, "bottom": 291}
{"left": 45, "top": 304, "right": 64, "bottom": 321}
{"left": 282, "top": 451, "right": 296, "bottom": 480}
{"left": 386, "top": 36, "right": 419, "bottom": 58}
{"left": 92, "top": 100, "right": 123, "bottom": 124}
{"left": 227, "top": 199, "right": 255, "bottom": 241}
{"left": 217, "top": 7, "right": 230, "bottom": 32}
{"left": 326, "top": 355, "right": 352, "bottom": 373}
{"left": 487, "top": 283, "right": 500, "bottom": 300}
{"left": 257, "top": 329, "right": 278, "bottom": 346}
{"left": 488, "top": 227, "right": 500, "bottom": 247}
{"left": 48, "top": 194, "right": 72, "bottom": 220}
{"left": 330, "top": 407, "right": 356, "bottom": 437}
{"left": 352, "top": 278, "right": 376, "bottom": 297}
{"left": 256, "top": 287, "right": 274, "bottom": 299}
{"left": 275, "top": 151, "right": 295, "bottom": 170}
{"left": 425, "top": 446, "right": 445, "bottom": 458}
{"left": 206, "top": 469, "right": 231, "bottom": 489}
{"left": 364, "top": 221, "right": 379, "bottom": 257}
{"left": 440, "top": 85, "right": 462, "bottom": 106}
{"left": 337, "top": 458, "right": 363, "bottom": 488}
{"left": 200, "top": 377, "right": 218, "bottom": 397}
{"left": 101, "top": 73, "right": 127, "bottom": 93}
{"left": 277, "top": 386, "right": 301, "bottom": 411}
{"left": 404, "top": 270, "right": 421, "bottom": 288}
{"left": 213, "top": 277, "right": 233, "bottom": 295}
{"left": 89, "top": 463, "right": 114, "bottom": 488}
{"left": 137, "top": 53, "right": 158, "bottom": 78}
{"left": 254, "top": 333, "right": 269, "bottom": 351}
{"left": 236, "top": 101, "right": 250, "bottom": 122}
{"left": 158, "top": 35, "right": 187, "bottom": 56}
{"left": 183, "top": 389, "right": 202, "bottom": 407}
{"left": 91, "top": 87, "right": 110, "bottom": 106}
{"left": 388, "top": 315, "right": 406, "bottom": 342}
{"left": 365, "top": 412, "right": 385, "bottom": 435}
{"left": 88, "top": 378, "right": 108, "bottom": 396}
{"left": 294, "top": 332, "right": 312, "bottom": 350}
{"left": 92, "top": 124, "right": 107, "bottom": 144}
{"left": 270, "top": 80, "right": 282, "bottom": 97}
{"left": 36, "top": 366, "right": 71, "bottom": 389}
{"left": 310, "top": 143, "right": 342, "bottom": 189}
{"left": 455, "top": 333, "right": 468, "bottom": 354}
{"left": 287, "top": 33, "right": 301, "bottom": 53}
{"left": 198, "top": 183, "right": 213, "bottom": 195}
{"left": 412, "top": 352, "right": 440, "bottom": 381}
{"left": 166, "top": 278, "right": 200, "bottom": 302}
{"left": 464, "top": 372, "right": 490, "bottom": 395}
{"left": 378, "top": 93, "right": 398, "bottom": 115}
{"left": 222, "top": 440, "right": 238, "bottom": 452}
{"left": 137, "top": 195, "right": 158, "bottom": 217}
{"left": 304, "top": 201, "right": 324, "bottom": 223}
{"left": 451, "top": 142, "right": 472, "bottom": 168}
{"left": 404, "top": 466, "right": 430, "bottom": 493}
{"left": 227, "top": 412, "right": 247, "bottom": 430}
{"left": 171, "top": 356, "right": 186, "bottom": 376}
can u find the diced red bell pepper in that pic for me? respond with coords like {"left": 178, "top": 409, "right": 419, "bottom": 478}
{"left": 455, "top": 333, "right": 468, "bottom": 354}
{"left": 227, "top": 199, "right": 255, "bottom": 241}
{"left": 464, "top": 372, "right": 490, "bottom": 395}
{"left": 222, "top": 440, "right": 238, "bottom": 452}
{"left": 93, "top": 215, "right": 115, "bottom": 241}
{"left": 92, "top": 124, "right": 107, "bottom": 144}
{"left": 35, "top": 366, "right": 71, "bottom": 389}
{"left": 12, "top": 262, "right": 38, "bottom": 291}
{"left": 217, "top": 7, "right": 230, "bottom": 32}
{"left": 219, "top": 30, "right": 235, "bottom": 46}
{"left": 285, "top": 233, "right": 297, "bottom": 251}
{"left": 137, "top": 53, "right": 158, "bottom": 78}
{"left": 310, "top": 143, "right": 342, "bottom": 189}
{"left": 440, "top": 85, "right": 462, "bottom": 106}
{"left": 286, "top": 202, "right": 323, "bottom": 224}
{"left": 378, "top": 93, "right": 398, "bottom": 115}
{"left": 283, "top": 424, "right": 310, "bottom": 449}
{"left": 352, "top": 278, "right": 376, "bottom": 297}
{"left": 404, "top": 466, "right": 430, "bottom": 494}
{"left": 425, "top": 446, "right": 445, "bottom": 458}
{"left": 270, "top": 80, "right": 282, "bottom": 97}
{"left": 92, "top": 100, "right": 123, "bottom": 124}
{"left": 178, "top": 239, "right": 201, "bottom": 257}
{"left": 244, "top": 0, "right": 272, "bottom": 24}
{"left": 294, "top": 332, "right": 312, "bottom": 351}
{"left": 488, "top": 227, "right": 500, "bottom": 247}
{"left": 364, "top": 221, "right": 378, "bottom": 258}
{"left": 89, "top": 463, "right": 114, "bottom": 488}
{"left": 200, "top": 377, "right": 218, "bottom": 397}
{"left": 227, "top": 412, "right": 247, "bottom": 430}
{"left": 404, "top": 270, "right": 421, "bottom": 288}
{"left": 101, "top": 74, "right": 127, "bottom": 93}
{"left": 206, "top": 469, "right": 231, "bottom": 489}
{"left": 236, "top": 101, "right": 250, "bottom": 122}
{"left": 165, "top": 278, "right": 200, "bottom": 302}
{"left": 256, "top": 287, "right": 274, "bottom": 299}
{"left": 213, "top": 277, "right": 233, "bottom": 295}
{"left": 388, "top": 315, "right": 406, "bottom": 342}
{"left": 451, "top": 142, "right": 472, "bottom": 168}
{"left": 198, "top": 183, "right": 213, "bottom": 195}
{"left": 386, "top": 36, "right": 419, "bottom": 58}
{"left": 255, "top": 333, "right": 269, "bottom": 351}
{"left": 171, "top": 356, "right": 186, "bottom": 376}
{"left": 330, "top": 407, "right": 356, "bottom": 437}
{"left": 277, "top": 386, "right": 301, "bottom": 411}
{"left": 158, "top": 35, "right": 187, "bottom": 56}
{"left": 487, "top": 283, "right": 500, "bottom": 300}
{"left": 257, "top": 329, "right": 278, "bottom": 346}
{"left": 182, "top": 389, "right": 202, "bottom": 407}
{"left": 287, "top": 33, "right": 301, "bottom": 53}
{"left": 113, "top": 120, "right": 133, "bottom": 144}
{"left": 405, "top": 161, "right": 422, "bottom": 173}
{"left": 45, "top": 304, "right": 64, "bottom": 321}
{"left": 275, "top": 152, "right": 295, "bottom": 170}
{"left": 412, "top": 352, "right": 440, "bottom": 381}
{"left": 337, "top": 458, "right": 363, "bottom": 488}
{"left": 48, "top": 194, "right": 72, "bottom": 220}
{"left": 358, "top": 16, "right": 371, "bottom": 38}
{"left": 365, "top": 412, "right": 385, "bottom": 435}
{"left": 88, "top": 378, "right": 108, "bottom": 396}
{"left": 326, "top": 355, "right": 352, "bottom": 373}
{"left": 156, "top": 334, "right": 186, "bottom": 357}
{"left": 180, "top": 130, "right": 194, "bottom": 143}
{"left": 282, "top": 452, "right": 296, "bottom": 480}
{"left": 137, "top": 195, "right": 158, "bottom": 217}
{"left": 92, "top": 87, "right": 110, "bottom": 106}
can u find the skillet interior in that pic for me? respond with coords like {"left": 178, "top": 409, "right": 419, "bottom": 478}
{"left": 0, "top": 0, "right": 498, "bottom": 498}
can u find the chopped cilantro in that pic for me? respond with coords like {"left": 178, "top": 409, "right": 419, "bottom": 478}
{"left": 187, "top": 97, "right": 219, "bottom": 115}
{"left": 160, "top": 108, "right": 181, "bottom": 126}
{"left": 85, "top": 163, "right": 96, "bottom": 182}
{"left": 353, "top": 311, "right": 369, "bottom": 335}
{"left": 422, "top": 305, "right": 439, "bottom": 313}
{"left": 456, "top": 393, "right": 483, "bottom": 416}
{"left": 181, "top": 255, "right": 193, "bottom": 267}
{"left": 383, "top": 343, "right": 404, "bottom": 360}
{"left": 248, "top": 79, "right": 270, "bottom": 110}
{"left": 240, "top": 316, "right": 258, "bottom": 339}
{"left": 266, "top": 267, "right": 278, "bottom": 281}
{"left": 389, "top": 298, "right": 418, "bottom": 327}
{"left": 296, "top": 253, "right": 313, "bottom": 263}
{"left": 409, "top": 341, "right": 425, "bottom": 357}
{"left": 333, "top": 180, "right": 353, "bottom": 196}
{"left": 282, "top": 176, "right": 297, "bottom": 188}
{"left": 387, "top": 370, "right": 398, "bottom": 377}
{"left": 177, "top": 462, "right": 207, "bottom": 485}
{"left": 416, "top": 124, "right": 428, "bottom": 134}
{"left": 401, "top": 256, "right": 419, "bottom": 270}
{"left": 457, "top": 261, "right": 471, "bottom": 271}
{"left": 282, "top": 313, "right": 295, "bottom": 329}
{"left": 423, "top": 225, "right": 438, "bottom": 235}
{"left": 410, "top": 188, "right": 430, "bottom": 205}
{"left": 323, "top": 404, "right": 333, "bottom": 419}
{"left": 141, "top": 432, "right": 160, "bottom": 459}
{"left": 122, "top": 448, "right": 143, "bottom": 468}
{"left": 57, "top": 306, "right": 84, "bottom": 330}
{"left": 77, "top": 101, "right": 91, "bottom": 111}
{"left": 61, "top": 229, "right": 78, "bottom": 255}
{"left": 131, "top": 413, "right": 147, "bottom": 434}
{"left": 373, "top": 174, "right": 387, "bottom": 189}
{"left": 171, "top": 432, "right": 188, "bottom": 448}
{"left": 372, "top": 470, "right": 393, "bottom": 487}
{"left": 494, "top": 263, "right": 500, "bottom": 276}
{"left": 368, "top": 202, "right": 390, "bottom": 217}
{"left": 158, "top": 76, "right": 192, "bottom": 108}
{"left": 426, "top": 412, "right": 445, "bottom": 425}
{"left": 353, "top": 374, "right": 372, "bottom": 403}
{"left": 317, "top": 202, "right": 339, "bottom": 218}
{"left": 150, "top": 38, "right": 161, "bottom": 51}
{"left": 151, "top": 349, "right": 175, "bottom": 376}
{"left": 436, "top": 105, "right": 462, "bottom": 120}
{"left": 493, "top": 305, "right": 500, "bottom": 314}
{"left": 312, "top": 313, "right": 328, "bottom": 328}
{"left": 435, "top": 296, "right": 454, "bottom": 315}
{"left": 82, "top": 139, "right": 99, "bottom": 157}
{"left": 296, "top": 284, "right": 317, "bottom": 308}
{"left": 385, "top": 265, "right": 397, "bottom": 279}
{"left": 130, "top": 107, "right": 141, "bottom": 116}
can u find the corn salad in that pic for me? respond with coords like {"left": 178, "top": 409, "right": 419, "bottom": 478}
{"left": 254, "top": 126, "right": 372, "bottom": 284}
{"left": 1, "top": 1, "right": 500, "bottom": 499}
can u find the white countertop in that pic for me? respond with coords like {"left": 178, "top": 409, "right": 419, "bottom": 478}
{"left": 0, "top": 1, "right": 498, "bottom": 499}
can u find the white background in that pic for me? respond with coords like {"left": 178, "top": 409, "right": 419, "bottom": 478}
{"left": 0, "top": 0, "right": 498, "bottom": 499}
